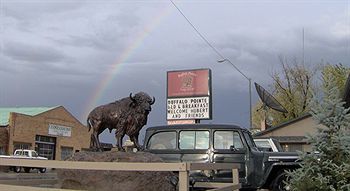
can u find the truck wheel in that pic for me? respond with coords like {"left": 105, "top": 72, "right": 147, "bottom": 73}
{"left": 24, "top": 167, "right": 31, "bottom": 173}
{"left": 272, "top": 171, "right": 290, "bottom": 191}
{"left": 14, "top": 166, "right": 21, "bottom": 173}
{"left": 39, "top": 168, "right": 46, "bottom": 173}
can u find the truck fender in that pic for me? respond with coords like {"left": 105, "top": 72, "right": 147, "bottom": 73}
{"left": 261, "top": 162, "right": 299, "bottom": 188}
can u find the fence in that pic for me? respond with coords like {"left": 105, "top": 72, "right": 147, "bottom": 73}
{"left": 0, "top": 158, "right": 240, "bottom": 191}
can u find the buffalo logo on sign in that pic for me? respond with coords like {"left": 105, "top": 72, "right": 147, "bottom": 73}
{"left": 181, "top": 73, "right": 194, "bottom": 91}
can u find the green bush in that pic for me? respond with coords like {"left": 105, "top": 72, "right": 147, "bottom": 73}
{"left": 286, "top": 76, "right": 350, "bottom": 191}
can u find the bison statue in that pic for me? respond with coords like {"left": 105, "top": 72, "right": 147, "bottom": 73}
{"left": 87, "top": 92, "right": 155, "bottom": 151}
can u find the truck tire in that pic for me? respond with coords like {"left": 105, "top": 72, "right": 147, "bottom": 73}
{"left": 39, "top": 168, "right": 46, "bottom": 173}
{"left": 24, "top": 167, "right": 31, "bottom": 173}
{"left": 14, "top": 166, "right": 21, "bottom": 173}
{"left": 272, "top": 171, "right": 290, "bottom": 191}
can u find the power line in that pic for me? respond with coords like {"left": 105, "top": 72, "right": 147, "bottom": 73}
{"left": 169, "top": 0, "right": 250, "bottom": 81}
{"left": 169, "top": 0, "right": 224, "bottom": 59}
{"left": 170, "top": 0, "right": 253, "bottom": 128}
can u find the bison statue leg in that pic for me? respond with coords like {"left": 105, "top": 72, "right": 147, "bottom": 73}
{"left": 88, "top": 119, "right": 104, "bottom": 151}
{"left": 115, "top": 132, "right": 125, "bottom": 151}
{"left": 130, "top": 134, "right": 142, "bottom": 151}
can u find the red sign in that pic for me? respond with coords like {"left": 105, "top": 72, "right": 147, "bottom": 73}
{"left": 167, "top": 69, "right": 211, "bottom": 97}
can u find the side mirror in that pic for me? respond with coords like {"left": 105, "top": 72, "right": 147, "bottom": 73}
{"left": 230, "top": 145, "right": 237, "bottom": 151}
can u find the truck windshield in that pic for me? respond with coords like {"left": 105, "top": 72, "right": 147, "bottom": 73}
{"left": 243, "top": 131, "right": 257, "bottom": 149}
{"left": 32, "top": 151, "right": 38, "bottom": 157}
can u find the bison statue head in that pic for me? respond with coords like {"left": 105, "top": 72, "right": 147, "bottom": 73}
{"left": 129, "top": 92, "right": 155, "bottom": 114}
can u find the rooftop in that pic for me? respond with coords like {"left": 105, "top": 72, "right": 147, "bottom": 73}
{"left": 0, "top": 106, "right": 59, "bottom": 126}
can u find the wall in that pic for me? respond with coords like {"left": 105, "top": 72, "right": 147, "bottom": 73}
{"left": 0, "top": 127, "right": 8, "bottom": 154}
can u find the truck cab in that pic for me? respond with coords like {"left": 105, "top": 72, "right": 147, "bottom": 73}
{"left": 144, "top": 124, "right": 299, "bottom": 191}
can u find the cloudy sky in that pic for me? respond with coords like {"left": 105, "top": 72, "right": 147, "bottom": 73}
{"left": 1, "top": 0, "right": 349, "bottom": 144}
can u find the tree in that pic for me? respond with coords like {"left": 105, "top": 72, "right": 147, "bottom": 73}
{"left": 286, "top": 75, "right": 350, "bottom": 191}
{"left": 252, "top": 59, "right": 350, "bottom": 130}
{"left": 321, "top": 63, "right": 350, "bottom": 97}
{"left": 252, "top": 56, "right": 316, "bottom": 128}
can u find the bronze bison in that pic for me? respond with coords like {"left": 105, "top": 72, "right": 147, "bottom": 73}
{"left": 87, "top": 92, "right": 155, "bottom": 151}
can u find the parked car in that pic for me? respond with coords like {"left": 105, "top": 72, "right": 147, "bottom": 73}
{"left": 144, "top": 124, "right": 300, "bottom": 191}
{"left": 254, "top": 138, "right": 284, "bottom": 152}
{"left": 0, "top": 149, "right": 48, "bottom": 173}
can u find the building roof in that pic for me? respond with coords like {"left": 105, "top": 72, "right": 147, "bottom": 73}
{"left": 0, "top": 106, "right": 59, "bottom": 126}
{"left": 254, "top": 113, "right": 312, "bottom": 136}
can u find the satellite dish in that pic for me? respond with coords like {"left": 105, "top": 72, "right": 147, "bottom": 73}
{"left": 255, "top": 83, "right": 288, "bottom": 113}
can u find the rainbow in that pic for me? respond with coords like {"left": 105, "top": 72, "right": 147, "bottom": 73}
{"left": 82, "top": 4, "right": 173, "bottom": 120}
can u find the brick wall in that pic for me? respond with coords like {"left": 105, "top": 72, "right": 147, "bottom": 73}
{"left": 0, "top": 127, "right": 9, "bottom": 154}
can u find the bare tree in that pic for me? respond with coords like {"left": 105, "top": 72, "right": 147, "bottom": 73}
{"left": 253, "top": 56, "right": 316, "bottom": 128}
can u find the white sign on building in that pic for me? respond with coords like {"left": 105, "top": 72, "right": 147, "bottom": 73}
{"left": 167, "top": 96, "right": 210, "bottom": 120}
{"left": 48, "top": 124, "right": 72, "bottom": 137}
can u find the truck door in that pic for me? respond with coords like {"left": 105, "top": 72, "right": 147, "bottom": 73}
{"left": 212, "top": 130, "right": 247, "bottom": 184}
{"left": 178, "top": 130, "right": 210, "bottom": 163}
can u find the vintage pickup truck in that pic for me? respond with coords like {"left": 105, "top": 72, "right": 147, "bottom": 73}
{"left": 144, "top": 124, "right": 300, "bottom": 191}
{"left": 0, "top": 149, "right": 48, "bottom": 173}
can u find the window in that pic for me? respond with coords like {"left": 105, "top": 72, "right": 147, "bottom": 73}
{"left": 214, "top": 131, "right": 243, "bottom": 150}
{"left": 282, "top": 144, "right": 302, "bottom": 152}
{"left": 255, "top": 140, "right": 271, "bottom": 148}
{"left": 148, "top": 132, "right": 176, "bottom": 150}
{"left": 61, "top": 147, "right": 73, "bottom": 160}
{"left": 179, "top": 131, "right": 209, "bottom": 149}
{"left": 0, "top": 146, "right": 5, "bottom": 155}
{"left": 35, "top": 135, "right": 56, "bottom": 160}
{"left": 13, "top": 142, "right": 31, "bottom": 152}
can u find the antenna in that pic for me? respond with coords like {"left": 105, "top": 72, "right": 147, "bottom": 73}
{"left": 255, "top": 83, "right": 288, "bottom": 113}
{"left": 302, "top": 28, "right": 305, "bottom": 65}
{"left": 255, "top": 83, "right": 288, "bottom": 128}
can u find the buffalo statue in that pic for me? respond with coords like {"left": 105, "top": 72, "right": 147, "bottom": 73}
{"left": 87, "top": 92, "right": 155, "bottom": 151}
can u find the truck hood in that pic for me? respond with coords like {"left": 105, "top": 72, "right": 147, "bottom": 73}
{"left": 265, "top": 152, "right": 300, "bottom": 162}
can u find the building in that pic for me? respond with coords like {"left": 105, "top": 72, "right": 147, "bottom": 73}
{"left": 254, "top": 114, "right": 324, "bottom": 152}
{"left": 0, "top": 106, "right": 91, "bottom": 160}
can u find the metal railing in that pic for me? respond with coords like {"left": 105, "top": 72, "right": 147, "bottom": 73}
{"left": 0, "top": 158, "right": 240, "bottom": 191}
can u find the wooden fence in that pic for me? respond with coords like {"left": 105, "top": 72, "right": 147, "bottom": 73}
{"left": 0, "top": 158, "right": 240, "bottom": 191}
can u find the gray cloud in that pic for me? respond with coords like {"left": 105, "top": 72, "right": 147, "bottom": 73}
{"left": 4, "top": 40, "right": 66, "bottom": 63}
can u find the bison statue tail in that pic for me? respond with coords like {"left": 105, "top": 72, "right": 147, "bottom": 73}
{"left": 87, "top": 118, "right": 92, "bottom": 132}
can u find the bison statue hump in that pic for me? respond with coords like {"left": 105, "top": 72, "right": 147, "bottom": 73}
{"left": 87, "top": 92, "right": 155, "bottom": 151}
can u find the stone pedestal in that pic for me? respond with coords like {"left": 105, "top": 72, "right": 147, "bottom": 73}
{"left": 56, "top": 151, "right": 177, "bottom": 191}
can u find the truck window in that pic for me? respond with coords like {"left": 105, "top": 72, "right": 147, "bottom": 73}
{"left": 214, "top": 131, "right": 243, "bottom": 150}
{"left": 254, "top": 140, "right": 271, "bottom": 148}
{"left": 24, "top": 151, "right": 29, "bottom": 157}
{"left": 179, "top": 131, "right": 209, "bottom": 149}
{"left": 147, "top": 132, "right": 176, "bottom": 150}
{"left": 31, "top": 151, "right": 38, "bottom": 157}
